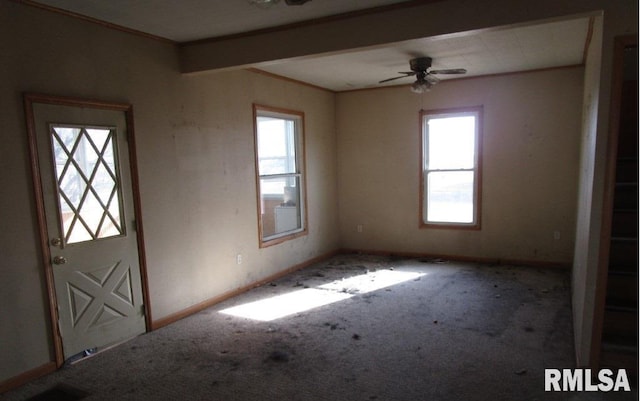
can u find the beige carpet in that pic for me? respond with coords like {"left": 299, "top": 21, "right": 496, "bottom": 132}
{"left": 3, "top": 254, "right": 636, "bottom": 400}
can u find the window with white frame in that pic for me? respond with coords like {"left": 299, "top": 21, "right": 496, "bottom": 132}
{"left": 254, "top": 105, "right": 307, "bottom": 246}
{"left": 420, "top": 106, "right": 482, "bottom": 228}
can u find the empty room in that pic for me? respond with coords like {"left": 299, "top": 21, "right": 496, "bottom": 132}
{"left": 1, "top": 0, "right": 637, "bottom": 399}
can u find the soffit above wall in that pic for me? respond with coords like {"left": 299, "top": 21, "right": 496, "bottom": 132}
{"left": 26, "top": 0, "right": 593, "bottom": 92}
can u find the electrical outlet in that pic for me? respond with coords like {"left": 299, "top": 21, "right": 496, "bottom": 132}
{"left": 236, "top": 254, "right": 242, "bottom": 264}
{"left": 553, "top": 231, "right": 561, "bottom": 240}
{"left": 357, "top": 224, "right": 363, "bottom": 233}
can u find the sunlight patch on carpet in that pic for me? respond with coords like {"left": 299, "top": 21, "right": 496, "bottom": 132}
{"left": 220, "top": 269, "right": 426, "bottom": 321}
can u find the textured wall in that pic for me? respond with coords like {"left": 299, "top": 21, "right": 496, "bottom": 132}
{"left": 337, "top": 68, "right": 583, "bottom": 264}
{"left": 0, "top": 2, "right": 338, "bottom": 383}
{"left": 1, "top": 0, "right": 637, "bottom": 389}
{"left": 1, "top": 0, "right": 177, "bottom": 382}
{"left": 141, "top": 70, "right": 339, "bottom": 319}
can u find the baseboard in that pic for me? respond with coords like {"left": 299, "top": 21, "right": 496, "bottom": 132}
{"left": 0, "top": 361, "right": 56, "bottom": 394}
{"left": 0, "top": 247, "right": 566, "bottom": 393}
{"left": 152, "top": 246, "right": 568, "bottom": 331}
{"left": 151, "top": 249, "right": 341, "bottom": 330}
{"left": 339, "top": 248, "right": 571, "bottom": 269}
{"left": 0, "top": 250, "right": 341, "bottom": 393}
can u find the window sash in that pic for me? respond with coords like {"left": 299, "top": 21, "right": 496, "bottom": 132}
{"left": 425, "top": 170, "right": 475, "bottom": 224}
{"left": 259, "top": 173, "right": 302, "bottom": 199}
{"left": 254, "top": 105, "right": 307, "bottom": 246}
{"left": 257, "top": 116, "right": 297, "bottom": 175}
{"left": 425, "top": 115, "right": 476, "bottom": 171}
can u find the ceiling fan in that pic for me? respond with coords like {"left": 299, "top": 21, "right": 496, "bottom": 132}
{"left": 379, "top": 57, "right": 467, "bottom": 93}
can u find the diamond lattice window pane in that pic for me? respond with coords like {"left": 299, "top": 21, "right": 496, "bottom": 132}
{"left": 79, "top": 190, "right": 102, "bottom": 234}
{"left": 107, "top": 199, "right": 122, "bottom": 231}
{"left": 73, "top": 134, "right": 98, "bottom": 178}
{"left": 51, "top": 125, "right": 124, "bottom": 244}
{"left": 59, "top": 167, "right": 86, "bottom": 210}
{"left": 67, "top": 220, "right": 92, "bottom": 244}
{"left": 53, "top": 127, "right": 81, "bottom": 157}
{"left": 94, "top": 163, "right": 116, "bottom": 205}
{"left": 98, "top": 220, "right": 120, "bottom": 238}
{"left": 102, "top": 138, "right": 115, "bottom": 169}
{"left": 86, "top": 128, "right": 110, "bottom": 148}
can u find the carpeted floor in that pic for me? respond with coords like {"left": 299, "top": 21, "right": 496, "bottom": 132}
{"left": 2, "top": 254, "right": 637, "bottom": 400}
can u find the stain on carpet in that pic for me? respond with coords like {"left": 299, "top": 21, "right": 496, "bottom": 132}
{"left": 265, "top": 350, "right": 290, "bottom": 362}
{"left": 26, "top": 383, "right": 89, "bottom": 401}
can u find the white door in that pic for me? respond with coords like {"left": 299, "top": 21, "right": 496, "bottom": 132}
{"left": 32, "top": 102, "right": 146, "bottom": 361}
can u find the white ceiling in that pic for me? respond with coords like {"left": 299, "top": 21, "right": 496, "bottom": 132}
{"left": 31, "top": 0, "right": 415, "bottom": 42}
{"left": 30, "top": 0, "right": 591, "bottom": 92}
{"left": 257, "top": 17, "right": 590, "bottom": 91}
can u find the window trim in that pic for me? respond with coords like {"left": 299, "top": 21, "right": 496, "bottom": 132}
{"left": 419, "top": 106, "right": 483, "bottom": 230}
{"left": 253, "top": 104, "right": 308, "bottom": 247}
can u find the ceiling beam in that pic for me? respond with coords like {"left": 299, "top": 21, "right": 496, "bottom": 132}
{"left": 179, "top": 0, "right": 607, "bottom": 74}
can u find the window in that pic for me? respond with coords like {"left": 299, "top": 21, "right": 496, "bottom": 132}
{"left": 420, "top": 106, "right": 482, "bottom": 229}
{"left": 254, "top": 105, "right": 307, "bottom": 246}
{"left": 50, "top": 125, "right": 124, "bottom": 243}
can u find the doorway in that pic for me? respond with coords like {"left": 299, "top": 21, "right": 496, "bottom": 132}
{"left": 24, "top": 94, "right": 151, "bottom": 366}
{"left": 593, "top": 36, "right": 638, "bottom": 375}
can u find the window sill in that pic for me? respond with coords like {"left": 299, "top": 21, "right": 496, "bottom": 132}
{"left": 420, "top": 222, "right": 481, "bottom": 230}
{"left": 259, "top": 229, "right": 308, "bottom": 248}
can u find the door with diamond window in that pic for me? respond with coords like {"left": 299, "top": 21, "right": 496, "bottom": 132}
{"left": 31, "top": 101, "right": 146, "bottom": 361}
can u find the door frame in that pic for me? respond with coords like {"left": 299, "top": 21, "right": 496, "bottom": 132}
{"left": 23, "top": 93, "right": 152, "bottom": 367}
{"left": 591, "top": 35, "right": 638, "bottom": 368}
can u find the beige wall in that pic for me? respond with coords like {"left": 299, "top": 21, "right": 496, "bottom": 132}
{"left": 0, "top": 1, "right": 338, "bottom": 383}
{"left": 337, "top": 68, "right": 584, "bottom": 264}
{"left": 1, "top": 0, "right": 637, "bottom": 390}
{"left": 178, "top": 0, "right": 638, "bottom": 371}
{"left": 143, "top": 70, "right": 339, "bottom": 318}
{"left": 1, "top": 1, "right": 178, "bottom": 381}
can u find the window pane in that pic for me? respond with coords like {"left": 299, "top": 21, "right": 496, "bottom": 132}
{"left": 254, "top": 106, "right": 306, "bottom": 245}
{"left": 260, "top": 176, "right": 301, "bottom": 239}
{"left": 257, "top": 116, "right": 296, "bottom": 175}
{"left": 427, "top": 171, "right": 474, "bottom": 223}
{"left": 427, "top": 116, "right": 475, "bottom": 170}
{"left": 51, "top": 126, "right": 124, "bottom": 244}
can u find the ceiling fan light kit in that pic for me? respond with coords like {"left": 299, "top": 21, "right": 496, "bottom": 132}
{"left": 380, "top": 56, "right": 467, "bottom": 93}
{"left": 411, "top": 80, "right": 432, "bottom": 93}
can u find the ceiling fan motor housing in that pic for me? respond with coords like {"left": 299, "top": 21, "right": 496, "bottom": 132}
{"left": 410, "top": 57, "right": 432, "bottom": 72}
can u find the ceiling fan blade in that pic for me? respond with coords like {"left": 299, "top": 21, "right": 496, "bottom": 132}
{"left": 429, "top": 68, "right": 467, "bottom": 75}
{"left": 379, "top": 72, "right": 416, "bottom": 83}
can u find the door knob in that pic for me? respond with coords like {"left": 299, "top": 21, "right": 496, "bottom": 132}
{"left": 53, "top": 256, "right": 67, "bottom": 265}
